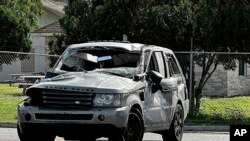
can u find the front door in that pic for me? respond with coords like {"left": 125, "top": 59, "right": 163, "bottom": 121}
{"left": 144, "top": 51, "right": 169, "bottom": 129}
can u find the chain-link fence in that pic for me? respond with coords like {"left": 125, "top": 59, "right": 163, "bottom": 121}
{"left": 176, "top": 52, "right": 250, "bottom": 124}
{"left": 0, "top": 51, "right": 60, "bottom": 122}
{"left": 0, "top": 51, "right": 250, "bottom": 124}
{"left": 0, "top": 51, "right": 59, "bottom": 82}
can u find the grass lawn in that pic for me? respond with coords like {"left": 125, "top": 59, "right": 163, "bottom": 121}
{"left": 0, "top": 83, "right": 250, "bottom": 125}
{"left": 187, "top": 96, "right": 250, "bottom": 125}
{"left": 0, "top": 84, "right": 26, "bottom": 122}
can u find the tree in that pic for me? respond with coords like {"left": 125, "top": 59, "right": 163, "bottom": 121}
{"left": 0, "top": 0, "right": 43, "bottom": 52}
{"left": 52, "top": 0, "right": 193, "bottom": 52}
{"left": 50, "top": 0, "right": 250, "bottom": 115}
{"left": 50, "top": 1, "right": 194, "bottom": 107}
{"left": 50, "top": 0, "right": 194, "bottom": 112}
{"left": 0, "top": 0, "right": 42, "bottom": 65}
{"left": 192, "top": 0, "right": 250, "bottom": 113}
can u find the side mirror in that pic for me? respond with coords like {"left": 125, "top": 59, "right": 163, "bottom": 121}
{"left": 160, "top": 77, "right": 178, "bottom": 87}
{"left": 148, "top": 70, "right": 163, "bottom": 85}
{"left": 133, "top": 73, "right": 146, "bottom": 81}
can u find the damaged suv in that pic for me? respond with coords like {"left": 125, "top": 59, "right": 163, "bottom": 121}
{"left": 17, "top": 41, "right": 189, "bottom": 141}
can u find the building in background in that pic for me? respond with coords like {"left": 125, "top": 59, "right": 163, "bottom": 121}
{"left": 0, "top": 0, "right": 65, "bottom": 81}
{"left": 30, "top": 0, "right": 65, "bottom": 73}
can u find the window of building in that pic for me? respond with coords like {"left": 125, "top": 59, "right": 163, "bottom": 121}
{"left": 239, "top": 60, "right": 245, "bottom": 76}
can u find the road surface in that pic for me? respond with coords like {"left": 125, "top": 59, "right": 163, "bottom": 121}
{"left": 0, "top": 127, "right": 229, "bottom": 141}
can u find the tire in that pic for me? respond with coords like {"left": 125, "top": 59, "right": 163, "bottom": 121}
{"left": 162, "top": 104, "right": 184, "bottom": 141}
{"left": 17, "top": 122, "right": 56, "bottom": 141}
{"left": 109, "top": 109, "right": 144, "bottom": 141}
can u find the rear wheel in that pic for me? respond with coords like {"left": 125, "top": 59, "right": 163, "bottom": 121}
{"left": 162, "top": 104, "right": 184, "bottom": 141}
{"left": 109, "top": 109, "right": 144, "bottom": 141}
{"left": 17, "top": 122, "right": 56, "bottom": 141}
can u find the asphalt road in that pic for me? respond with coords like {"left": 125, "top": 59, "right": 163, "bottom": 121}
{"left": 0, "top": 128, "right": 229, "bottom": 141}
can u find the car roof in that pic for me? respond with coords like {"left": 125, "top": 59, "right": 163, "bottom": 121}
{"left": 69, "top": 42, "right": 144, "bottom": 52}
{"left": 68, "top": 41, "right": 174, "bottom": 54}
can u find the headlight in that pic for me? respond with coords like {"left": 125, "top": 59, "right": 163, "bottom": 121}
{"left": 93, "top": 94, "right": 122, "bottom": 107}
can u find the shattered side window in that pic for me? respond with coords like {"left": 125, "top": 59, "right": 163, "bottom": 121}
{"left": 148, "top": 53, "right": 159, "bottom": 72}
{"left": 154, "top": 52, "right": 166, "bottom": 78}
{"left": 144, "top": 51, "right": 150, "bottom": 72}
{"left": 169, "top": 56, "right": 181, "bottom": 75}
{"left": 165, "top": 54, "right": 181, "bottom": 77}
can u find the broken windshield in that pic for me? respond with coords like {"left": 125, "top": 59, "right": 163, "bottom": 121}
{"left": 54, "top": 46, "right": 141, "bottom": 78}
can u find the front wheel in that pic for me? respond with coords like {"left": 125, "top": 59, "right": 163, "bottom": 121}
{"left": 162, "top": 104, "right": 184, "bottom": 141}
{"left": 109, "top": 109, "right": 144, "bottom": 141}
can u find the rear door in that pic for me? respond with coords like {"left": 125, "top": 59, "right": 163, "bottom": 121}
{"left": 163, "top": 53, "right": 189, "bottom": 119}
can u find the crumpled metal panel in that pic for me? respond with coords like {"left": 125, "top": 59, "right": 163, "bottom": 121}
{"left": 144, "top": 82, "right": 168, "bottom": 123}
{"left": 32, "top": 71, "right": 141, "bottom": 94}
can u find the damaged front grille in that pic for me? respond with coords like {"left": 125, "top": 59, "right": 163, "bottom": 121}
{"left": 41, "top": 89, "right": 95, "bottom": 109}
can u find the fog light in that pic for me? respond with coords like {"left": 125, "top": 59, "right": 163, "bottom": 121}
{"left": 25, "top": 113, "right": 31, "bottom": 121}
{"left": 98, "top": 115, "right": 105, "bottom": 121}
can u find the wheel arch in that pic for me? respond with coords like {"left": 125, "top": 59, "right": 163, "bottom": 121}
{"left": 177, "top": 100, "right": 184, "bottom": 115}
{"left": 131, "top": 104, "right": 142, "bottom": 114}
{"left": 170, "top": 100, "right": 184, "bottom": 122}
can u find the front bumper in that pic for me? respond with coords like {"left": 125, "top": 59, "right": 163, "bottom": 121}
{"left": 18, "top": 103, "right": 130, "bottom": 129}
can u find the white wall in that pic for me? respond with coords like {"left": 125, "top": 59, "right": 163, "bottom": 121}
{"left": 227, "top": 62, "right": 250, "bottom": 96}
{"left": 39, "top": 10, "right": 60, "bottom": 27}
{"left": 0, "top": 8, "right": 61, "bottom": 82}
{"left": 0, "top": 36, "right": 46, "bottom": 82}
{"left": 30, "top": 36, "right": 47, "bottom": 73}
{"left": 194, "top": 64, "right": 228, "bottom": 96}
{"left": 0, "top": 60, "right": 22, "bottom": 82}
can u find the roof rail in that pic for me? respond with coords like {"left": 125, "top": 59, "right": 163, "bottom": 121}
{"left": 87, "top": 40, "right": 131, "bottom": 43}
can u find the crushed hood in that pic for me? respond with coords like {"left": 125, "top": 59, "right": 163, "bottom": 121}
{"left": 31, "top": 72, "right": 144, "bottom": 93}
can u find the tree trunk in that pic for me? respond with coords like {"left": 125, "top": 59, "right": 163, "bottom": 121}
{"left": 192, "top": 54, "right": 218, "bottom": 115}
{"left": 194, "top": 86, "right": 202, "bottom": 114}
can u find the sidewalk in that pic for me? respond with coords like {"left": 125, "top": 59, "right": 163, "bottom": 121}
{"left": 0, "top": 122, "right": 229, "bottom": 132}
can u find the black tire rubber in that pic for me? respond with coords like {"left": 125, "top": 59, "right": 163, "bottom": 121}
{"left": 109, "top": 109, "right": 144, "bottom": 141}
{"left": 17, "top": 122, "right": 56, "bottom": 141}
{"left": 162, "top": 104, "right": 184, "bottom": 141}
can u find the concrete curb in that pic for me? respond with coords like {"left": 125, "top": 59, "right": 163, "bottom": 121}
{"left": 0, "top": 122, "right": 229, "bottom": 132}
{"left": 184, "top": 125, "right": 229, "bottom": 132}
{"left": 0, "top": 123, "right": 16, "bottom": 128}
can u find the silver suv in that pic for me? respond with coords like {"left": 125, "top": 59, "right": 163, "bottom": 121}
{"left": 17, "top": 42, "right": 189, "bottom": 141}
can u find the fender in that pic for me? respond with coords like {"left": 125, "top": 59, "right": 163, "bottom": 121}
{"left": 125, "top": 93, "right": 144, "bottom": 120}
